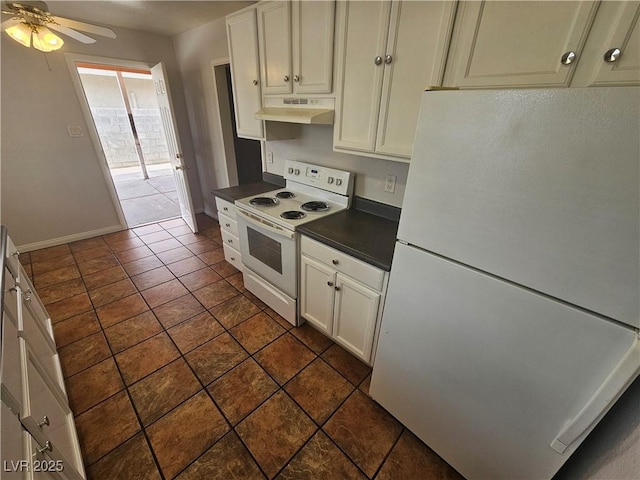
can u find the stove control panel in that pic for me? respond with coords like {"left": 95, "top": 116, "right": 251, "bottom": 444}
{"left": 284, "top": 160, "right": 354, "bottom": 196}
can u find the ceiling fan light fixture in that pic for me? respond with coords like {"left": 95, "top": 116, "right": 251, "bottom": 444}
{"left": 32, "top": 25, "right": 63, "bottom": 51}
{"left": 5, "top": 22, "right": 32, "bottom": 47}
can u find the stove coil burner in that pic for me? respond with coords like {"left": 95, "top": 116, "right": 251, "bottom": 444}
{"left": 276, "top": 191, "right": 295, "bottom": 199}
{"left": 301, "top": 201, "right": 330, "bottom": 212}
{"left": 281, "top": 211, "right": 307, "bottom": 220}
{"left": 249, "top": 196, "right": 279, "bottom": 207}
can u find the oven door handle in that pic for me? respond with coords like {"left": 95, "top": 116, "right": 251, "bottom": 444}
{"left": 236, "top": 208, "right": 296, "bottom": 240}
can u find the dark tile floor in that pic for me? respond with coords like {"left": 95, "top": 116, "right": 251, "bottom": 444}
{"left": 21, "top": 214, "right": 463, "bottom": 480}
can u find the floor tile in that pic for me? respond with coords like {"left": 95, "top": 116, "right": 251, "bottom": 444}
{"left": 226, "top": 272, "right": 246, "bottom": 292}
{"left": 209, "top": 260, "right": 239, "bottom": 278}
{"left": 138, "top": 230, "right": 172, "bottom": 245}
{"left": 376, "top": 430, "right": 464, "bottom": 480}
{"left": 167, "top": 312, "right": 224, "bottom": 354}
{"left": 128, "top": 358, "right": 201, "bottom": 427}
{"left": 175, "top": 431, "right": 264, "bottom": 480}
{"left": 230, "top": 312, "right": 285, "bottom": 354}
{"left": 115, "top": 245, "right": 154, "bottom": 264}
{"left": 95, "top": 293, "right": 149, "bottom": 328}
{"left": 148, "top": 238, "right": 183, "bottom": 254}
{"left": 156, "top": 246, "right": 194, "bottom": 264}
{"left": 236, "top": 391, "right": 316, "bottom": 479}
{"left": 184, "top": 239, "right": 218, "bottom": 255}
{"left": 175, "top": 232, "right": 211, "bottom": 246}
{"left": 30, "top": 244, "right": 72, "bottom": 263}
{"left": 33, "top": 265, "right": 80, "bottom": 289}
{"left": 264, "top": 308, "right": 293, "bottom": 331}
{"left": 107, "top": 236, "right": 145, "bottom": 253}
{"left": 32, "top": 253, "right": 76, "bottom": 275}
{"left": 141, "top": 279, "right": 189, "bottom": 308}
{"left": 76, "top": 254, "right": 120, "bottom": 276}
{"left": 58, "top": 332, "right": 111, "bottom": 378}
{"left": 165, "top": 225, "right": 193, "bottom": 238}
{"left": 82, "top": 265, "right": 129, "bottom": 291}
{"left": 69, "top": 236, "right": 108, "bottom": 253}
{"left": 209, "top": 294, "right": 261, "bottom": 330}
{"left": 65, "top": 358, "right": 124, "bottom": 415}
{"left": 193, "top": 280, "right": 238, "bottom": 309}
{"left": 159, "top": 218, "right": 187, "bottom": 230}
{"left": 47, "top": 292, "right": 93, "bottom": 323}
{"left": 243, "top": 291, "right": 268, "bottom": 310}
{"left": 152, "top": 293, "right": 204, "bottom": 328}
{"left": 104, "top": 311, "right": 163, "bottom": 353}
{"left": 74, "top": 391, "right": 140, "bottom": 466}
{"left": 39, "top": 277, "right": 86, "bottom": 305}
{"left": 146, "top": 391, "right": 229, "bottom": 480}
{"left": 18, "top": 251, "right": 31, "bottom": 265}
{"left": 115, "top": 332, "right": 180, "bottom": 385}
{"left": 133, "top": 224, "right": 163, "bottom": 236}
{"left": 291, "top": 323, "right": 334, "bottom": 355}
{"left": 254, "top": 333, "right": 316, "bottom": 385}
{"left": 359, "top": 374, "right": 372, "bottom": 397}
{"left": 52, "top": 311, "right": 101, "bottom": 348}
{"left": 88, "top": 278, "right": 137, "bottom": 308}
{"left": 197, "top": 248, "right": 225, "bottom": 266}
{"left": 131, "top": 266, "right": 175, "bottom": 291}
{"left": 166, "top": 256, "right": 206, "bottom": 277}
{"left": 208, "top": 358, "right": 278, "bottom": 426}
{"left": 277, "top": 431, "right": 365, "bottom": 480}
{"left": 122, "top": 255, "right": 164, "bottom": 276}
{"left": 185, "top": 332, "right": 248, "bottom": 385}
{"left": 73, "top": 245, "right": 113, "bottom": 264}
{"left": 323, "top": 390, "right": 403, "bottom": 477}
{"left": 321, "top": 344, "right": 371, "bottom": 385}
{"left": 285, "top": 359, "right": 354, "bottom": 425}
{"left": 86, "top": 433, "right": 161, "bottom": 480}
{"left": 178, "top": 267, "right": 222, "bottom": 291}
{"left": 102, "top": 230, "right": 138, "bottom": 245}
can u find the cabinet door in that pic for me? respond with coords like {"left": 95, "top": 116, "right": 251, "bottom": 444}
{"left": 300, "top": 256, "right": 335, "bottom": 336}
{"left": 258, "top": 1, "right": 292, "bottom": 95}
{"left": 334, "top": 1, "right": 391, "bottom": 153}
{"left": 292, "top": 0, "right": 335, "bottom": 94}
{"left": 1, "top": 401, "right": 26, "bottom": 480}
{"left": 444, "top": 1, "right": 598, "bottom": 88}
{"left": 376, "top": 1, "right": 456, "bottom": 158}
{"left": 226, "top": 9, "right": 264, "bottom": 139}
{"left": 571, "top": 1, "right": 640, "bottom": 87}
{"left": 333, "top": 274, "right": 380, "bottom": 363}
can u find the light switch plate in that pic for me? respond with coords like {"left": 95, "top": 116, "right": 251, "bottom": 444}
{"left": 384, "top": 174, "right": 396, "bottom": 193}
{"left": 67, "top": 126, "right": 84, "bottom": 137}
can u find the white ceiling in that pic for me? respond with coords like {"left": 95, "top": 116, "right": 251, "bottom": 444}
{"left": 43, "top": 1, "right": 256, "bottom": 37}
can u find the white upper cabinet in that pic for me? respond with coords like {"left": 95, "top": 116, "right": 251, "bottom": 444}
{"left": 571, "top": 1, "right": 640, "bottom": 87}
{"left": 226, "top": 8, "right": 264, "bottom": 139}
{"left": 258, "top": 0, "right": 335, "bottom": 96}
{"left": 334, "top": 1, "right": 456, "bottom": 161}
{"left": 443, "top": 1, "right": 599, "bottom": 88}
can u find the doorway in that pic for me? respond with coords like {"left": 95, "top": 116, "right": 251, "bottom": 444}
{"left": 75, "top": 63, "right": 181, "bottom": 226}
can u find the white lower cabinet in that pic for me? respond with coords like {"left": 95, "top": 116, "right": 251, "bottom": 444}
{"left": 215, "top": 196, "right": 243, "bottom": 271}
{"left": 300, "top": 236, "right": 387, "bottom": 364}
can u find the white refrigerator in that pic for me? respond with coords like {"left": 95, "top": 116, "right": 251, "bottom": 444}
{"left": 370, "top": 87, "right": 640, "bottom": 479}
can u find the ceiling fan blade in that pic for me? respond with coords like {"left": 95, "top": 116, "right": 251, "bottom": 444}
{"left": 52, "top": 16, "right": 116, "bottom": 39}
{"left": 1, "top": 17, "right": 20, "bottom": 29}
{"left": 48, "top": 23, "right": 96, "bottom": 44}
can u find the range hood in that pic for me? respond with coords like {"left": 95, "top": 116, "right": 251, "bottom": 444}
{"left": 255, "top": 97, "right": 334, "bottom": 125}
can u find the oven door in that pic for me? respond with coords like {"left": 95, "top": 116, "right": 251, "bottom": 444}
{"left": 236, "top": 207, "right": 297, "bottom": 298}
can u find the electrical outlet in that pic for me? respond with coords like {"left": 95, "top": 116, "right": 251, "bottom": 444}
{"left": 267, "top": 152, "right": 274, "bottom": 164}
{"left": 384, "top": 174, "right": 396, "bottom": 193}
{"left": 66, "top": 125, "right": 84, "bottom": 137}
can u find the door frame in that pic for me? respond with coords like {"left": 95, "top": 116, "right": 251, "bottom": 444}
{"left": 211, "top": 57, "right": 238, "bottom": 188}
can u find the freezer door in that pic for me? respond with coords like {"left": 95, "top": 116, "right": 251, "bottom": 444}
{"left": 401, "top": 87, "right": 639, "bottom": 328}
{"left": 370, "top": 242, "right": 638, "bottom": 480}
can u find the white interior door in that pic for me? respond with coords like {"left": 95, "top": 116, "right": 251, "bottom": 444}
{"left": 150, "top": 62, "right": 198, "bottom": 233}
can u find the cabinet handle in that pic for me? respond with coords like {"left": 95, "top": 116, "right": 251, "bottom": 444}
{"left": 327, "top": 281, "right": 334, "bottom": 287}
{"left": 38, "top": 416, "right": 50, "bottom": 428}
{"left": 175, "top": 165, "right": 189, "bottom": 171}
{"left": 385, "top": 54, "right": 393, "bottom": 64}
{"left": 284, "top": 75, "right": 290, "bottom": 82}
{"left": 332, "top": 259, "right": 339, "bottom": 265}
{"left": 604, "top": 48, "right": 621, "bottom": 63}
{"left": 227, "top": 239, "right": 233, "bottom": 244}
{"left": 374, "top": 56, "right": 383, "bottom": 66}
{"left": 225, "top": 223, "right": 231, "bottom": 227}
{"left": 223, "top": 207, "right": 229, "bottom": 211}
{"left": 24, "top": 289, "right": 32, "bottom": 302}
{"left": 12, "top": 250, "right": 20, "bottom": 258}
{"left": 294, "top": 75, "right": 300, "bottom": 82}
{"left": 38, "top": 441, "right": 53, "bottom": 454}
{"left": 230, "top": 257, "right": 235, "bottom": 261}
{"left": 560, "top": 51, "right": 576, "bottom": 65}
{"left": 252, "top": 80, "right": 258, "bottom": 86}
{"left": 334, "top": 286, "right": 341, "bottom": 292}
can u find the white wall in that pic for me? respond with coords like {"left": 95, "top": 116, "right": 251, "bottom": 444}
{"left": 1, "top": 25, "right": 202, "bottom": 247}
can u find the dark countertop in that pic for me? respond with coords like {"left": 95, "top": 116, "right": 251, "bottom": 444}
{"left": 212, "top": 181, "right": 281, "bottom": 203}
{"left": 298, "top": 208, "right": 399, "bottom": 271}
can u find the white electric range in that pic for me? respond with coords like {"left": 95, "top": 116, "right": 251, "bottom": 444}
{"left": 235, "top": 160, "right": 354, "bottom": 325}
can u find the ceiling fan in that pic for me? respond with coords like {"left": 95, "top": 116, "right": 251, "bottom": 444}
{"left": 1, "top": 1, "right": 116, "bottom": 52}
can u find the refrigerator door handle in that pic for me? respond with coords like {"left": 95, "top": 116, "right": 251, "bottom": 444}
{"left": 550, "top": 333, "right": 640, "bottom": 454}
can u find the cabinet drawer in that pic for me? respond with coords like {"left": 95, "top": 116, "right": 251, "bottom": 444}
{"left": 218, "top": 213, "right": 238, "bottom": 237}
{"left": 215, "top": 197, "right": 237, "bottom": 219}
{"left": 4, "top": 269, "right": 19, "bottom": 325}
{"left": 222, "top": 243, "right": 242, "bottom": 272}
{"left": 301, "top": 236, "right": 385, "bottom": 291}
{"left": 220, "top": 230, "right": 240, "bottom": 251}
{"left": 5, "top": 234, "right": 21, "bottom": 279}
{"left": 2, "top": 313, "right": 22, "bottom": 410}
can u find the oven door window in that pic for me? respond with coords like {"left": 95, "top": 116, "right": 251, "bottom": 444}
{"left": 247, "top": 227, "right": 283, "bottom": 274}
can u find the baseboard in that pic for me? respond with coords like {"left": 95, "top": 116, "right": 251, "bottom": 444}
{"left": 17, "top": 225, "right": 124, "bottom": 253}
